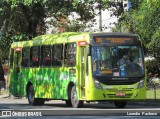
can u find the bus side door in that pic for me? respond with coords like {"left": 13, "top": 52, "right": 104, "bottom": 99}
{"left": 79, "top": 46, "right": 87, "bottom": 98}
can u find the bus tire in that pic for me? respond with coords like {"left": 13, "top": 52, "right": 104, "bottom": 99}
{"left": 65, "top": 83, "right": 73, "bottom": 107}
{"left": 71, "top": 85, "right": 83, "bottom": 108}
{"left": 27, "top": 85, "right": 35, "bottom": 106}
{"left": 37, "top": 99, "right": 45, "bottom": 105}
{"left": 27, "top": 85, "right": 45, "bottom": 106}
{"left": 65, "top": 100, "right": 72, "bottom": 107}
{"left": 114, "top": 101, "right": 127, "bottom": 108}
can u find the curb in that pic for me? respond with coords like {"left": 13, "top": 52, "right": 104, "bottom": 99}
{"left": 128, "top": 101, "right": 160, "bottom": 106}
{"left": 0, "top": 94, "right": 9, "bottom": 99}
{"left": 98, "top": 101, "right": 160, "bottom": 106}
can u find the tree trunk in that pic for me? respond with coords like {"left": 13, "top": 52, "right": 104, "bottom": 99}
{"left": 0, "top": 60, "right": 5, "bottom": 89}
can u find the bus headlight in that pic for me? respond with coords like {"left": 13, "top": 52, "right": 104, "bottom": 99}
{"left": 137, "top": 80, "right": 144, "bottom": 89}
{"left": 94, "top": 79, "right": 103, "bottom": 89}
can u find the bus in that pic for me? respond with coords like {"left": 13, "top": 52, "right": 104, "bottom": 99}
{"left": 8, "top": 32, "right": 146, "bottom": 108}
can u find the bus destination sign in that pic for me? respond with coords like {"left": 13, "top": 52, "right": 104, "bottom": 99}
{"left": 94, "top": 37, "right": 136, "bottom": 44}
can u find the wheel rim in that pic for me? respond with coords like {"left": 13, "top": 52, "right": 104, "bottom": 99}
{"left": 71, "top": 87, "right": 78, "bottom": 106}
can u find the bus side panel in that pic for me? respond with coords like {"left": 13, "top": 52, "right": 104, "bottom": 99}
{"left": 51, "top": 68, "right": 60, "bottom": 99}
{"left": 34, "top": 68, "right": 45, "bottom": 98}
{"left": 22, "top": 68, "right": 32, "bottom": 97}
{"left": 34, "top": 67, "right": 65, "bottom": 99}
{"left": 61, "top": 67, "right": 77, "bottom": 100}
{"left": 47, "top": 68, "right": 56, "bottom": 98}
{"left": 19, "top": 68, "right": 33, "bottom": 97}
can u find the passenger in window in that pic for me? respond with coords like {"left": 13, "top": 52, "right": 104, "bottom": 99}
{"left": 118, "top": 51, "right": 131, "bottom": 69}
{"left": 52, "top": 54, "right": 61, "bottom": 66}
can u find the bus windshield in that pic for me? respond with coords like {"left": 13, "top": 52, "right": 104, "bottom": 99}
{"left": 92, "top": 46, "right": 144, "bottom": 77}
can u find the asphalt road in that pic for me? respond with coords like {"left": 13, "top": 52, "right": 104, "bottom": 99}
{"left": 0, "top": 97, "right": 160, "bottom": 119}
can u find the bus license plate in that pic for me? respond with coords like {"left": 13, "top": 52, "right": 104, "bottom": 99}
{"left": 116, "top": 92, "right": 125, "bottom": 96}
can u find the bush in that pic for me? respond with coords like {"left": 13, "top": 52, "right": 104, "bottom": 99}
{"left": 145, "top": 58, "right": 160, "bottom": 81}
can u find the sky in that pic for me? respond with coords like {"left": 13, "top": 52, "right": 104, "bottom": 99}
{"left": 92, "top": 10, "right": 118, "bottom": 32}
{"left": 46, "top": 1, "right": 132, "bottom": 33}
{"left": 68, "top": 9, "right": 118, "bottom": 32}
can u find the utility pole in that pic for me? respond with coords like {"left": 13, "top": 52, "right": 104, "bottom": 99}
{"left": 99, "top": 0, "right": 102, "bottom": 32}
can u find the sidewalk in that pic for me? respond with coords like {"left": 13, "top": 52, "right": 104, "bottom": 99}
{"left": 98, "top": 100, "right": 160, "bottom": 107}
{"left": 0, "top": 93, "right": 9, "bottom": 98}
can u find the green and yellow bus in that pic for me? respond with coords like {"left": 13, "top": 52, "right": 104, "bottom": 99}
{"left": 8, "top": 32, "right": 146, "bottom": 108}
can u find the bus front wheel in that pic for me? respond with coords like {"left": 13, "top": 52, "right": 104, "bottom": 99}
{"left": 114, "top": 101, "right": 127, "bottom": 108}
{"left": 71, "top": 85, "right": 83, "bottom": 108}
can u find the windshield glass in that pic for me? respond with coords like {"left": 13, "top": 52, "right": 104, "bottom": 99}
{"left": 92, "top": 46, "right": 144, "bottom": 77}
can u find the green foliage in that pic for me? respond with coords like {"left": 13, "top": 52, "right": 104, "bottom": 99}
{"left": 147, "top": 89, "right": 160, "bottom": 99}
{"left": 111, "top": 0, "right": 160, "bottom": 58}
{"left": 145, "top": 58, "right": 160, "bottom": 77}
{"left": 1, "top": 0, "right": 108, "bottom": 82}
{"left": 0, "top": 0, "right": 110, "bottom": 59}
{"left": 110, "top": 0, "right": 160, "bottom": 80}
{"left": 131, "top": 0, "right": 160, "bottom": 57}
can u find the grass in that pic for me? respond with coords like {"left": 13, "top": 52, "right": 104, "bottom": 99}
{"left": 146, "top": 89, "right": 160, "bottom": 99}
{"left": 0, "top": 89, "right": 9, "bottom": 95}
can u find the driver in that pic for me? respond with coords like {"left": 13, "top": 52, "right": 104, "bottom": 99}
{"left": 118, "top": 51, "right": 131, "bottom": 68}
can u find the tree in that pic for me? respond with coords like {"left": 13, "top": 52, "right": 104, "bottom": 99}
{"left": 0, "top": 0, "right": 110, "bottom": 82}
{"left": 110, "top": 0, "right": 160, "bottom": 58}
{"left": 109, "top": 0, "right": 143, "bottom": 32}
{"left": 129, "top": 0, "right": 160, "bottom": 57}
{"left": 109, "top": 0, "right": 160, "bottom": 77}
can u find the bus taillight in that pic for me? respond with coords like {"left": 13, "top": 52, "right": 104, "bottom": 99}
{"left": 15, "top": 47, "right": 22, "bottom": 52}
{"left": 78, "top": 41, "right": 87, "bottom": 46}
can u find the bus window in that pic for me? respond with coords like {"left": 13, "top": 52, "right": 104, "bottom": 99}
{"left": 41, "top": 45, "right": 51, "bottom": 67}
{"left": 117, "top": 46, "right": 144, "bottom": 76}
{"left": 22, "top": 47, "right": 30, "bottom": 67}
{"left": 52, "top": 44, "right": 63, "bottom": 66}
{"left": 65, "top": 43, "right": 76, "bottom": 67}
{"left": 92, "top": 46, "right": 144, "bottom": 77}
{"left": 101, "top": 47, "right": 113, "bottom": 69}
{"left": 30, "top": 46, "right": 40, "bottom": 67}
{"left": 9, "top": 49, "right": 14, "bottom": 68}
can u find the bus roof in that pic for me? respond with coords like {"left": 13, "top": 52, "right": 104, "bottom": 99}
{"left": 11, "top": 32, "right": 139, "bottom": 48}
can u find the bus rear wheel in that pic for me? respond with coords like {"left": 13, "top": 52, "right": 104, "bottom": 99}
{"left": 27, "top": 85, "right": 45, "bottom": 106}
{"left": 71, "top": 85, "right": 83, "bottom": 108}
{"left": 114, "top": 101, "right": 127, "bottom": 108}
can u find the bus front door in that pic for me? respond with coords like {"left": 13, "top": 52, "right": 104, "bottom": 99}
{"left": 79, "top": 46, "right": 86, "bottom": 98}
{"left": 13, "top": 49, "right": 23, "bottom": 96}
